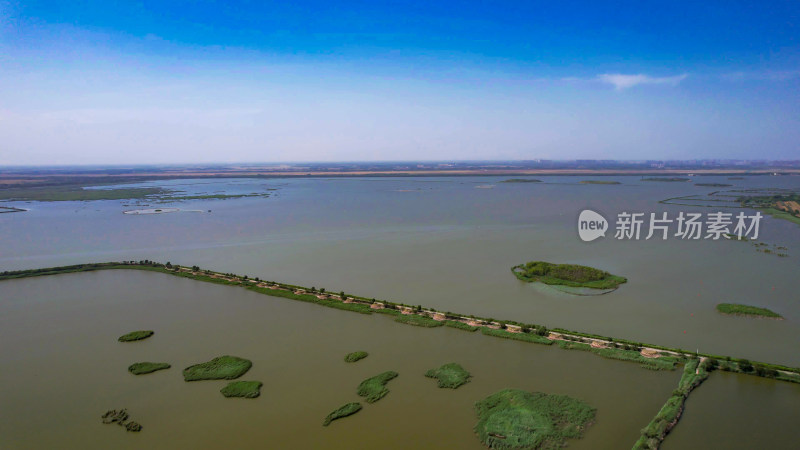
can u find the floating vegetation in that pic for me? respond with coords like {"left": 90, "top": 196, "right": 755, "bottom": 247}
{"left": 695, "top": 183, "right": 733, "bottom": 187}
{"left": 220, "top": 380, "right": 263, "bottom": 398}
{"left": 512, "top": 261, "right": 627, "bottom": 289}
{"left": 716, "top": 303, "right": 783, "bottom": 319}
{"left": 345, "top": 351, "right": 369, "bottom": 363}
{"left": 501, "top": 178, "right": 542, "bottom": 183}
{"left": 128, "top": 362, "right": 171, "bottom": 375}
{"left": 118, "top": 330, "right": 154, "bottom": 342}
{"left": 323, "top": 402, "right": 363, "bottom": 426}
{"left": 357, "top": 371, "right": 399, "bottom": 403}
{"left": 183, "top": 355, "right": 253, "bottom": 381}
{"left": 425, "top": 363, "right": 472, "bottom": 389}
{"left": 474, "top": 389, "right": 595, "bottom": 450}
{"left": 101, "top": 409, "right": 142, "bottom": 432}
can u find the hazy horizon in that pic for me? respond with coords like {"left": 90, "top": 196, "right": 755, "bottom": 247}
{"left": 2, "top": 1, "right": 799, "bottom": 165}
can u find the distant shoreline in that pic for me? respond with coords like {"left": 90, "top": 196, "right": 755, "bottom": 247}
{"left": 2, "top": 167, "right": 799, "bottom": 188}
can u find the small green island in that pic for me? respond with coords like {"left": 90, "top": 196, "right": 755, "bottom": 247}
{"left": 118, "top": 330, "right": 154, "bottom": 342}
{"left": 220, "top": 380, "right": 263, "bottom": 398}
{"left": 425, "top": 363, "right": 471, "bottom": 389}
{"left": 695, "top": 183, "right": 732, "bottom": 187}
{"left": 323, "top": 402, "right": 363, "bottom": 426}
{"left": 474, "top": 389, "right": 596, "bottom": 450}
{"left": 512, "top": 261, "right": 627, "bottom": 290}
{"left": 345, "top": 351, "right": 369, "bottom": 363}
{"left": 716, "top": 303, "right": 783, "bottom": 319}
{"left": 128, "top": 362, "right": 171, "bottom": 375}
{"left": 501, "top": 178, "right": 542, "bottom": 183}
{"left": 357, "top": 371, "right": 399, "bottom": 403}
{"left": 183, "top": 355, "right": 253, "bottom": 381}
{"left": 579, "top": 180, "right": 620, "bottom": 185}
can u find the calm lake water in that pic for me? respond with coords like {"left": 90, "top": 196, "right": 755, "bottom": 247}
{"left": 1, "top": 175, "right": 799, "bottom": 448}
{"left": 0, "top": 270, "right": 677, "bottom": 449}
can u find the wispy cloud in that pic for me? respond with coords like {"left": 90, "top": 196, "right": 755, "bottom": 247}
{"left": 597, "top": 73, "right": 688, "bottom": 90}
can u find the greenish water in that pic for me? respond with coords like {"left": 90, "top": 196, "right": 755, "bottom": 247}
{"left": 0, "top": 270, "right": 676, "bottom": 449}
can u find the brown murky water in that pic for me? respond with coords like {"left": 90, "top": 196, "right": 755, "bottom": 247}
{"left": 0, "top": 270, "right": 677, "bottom": 449}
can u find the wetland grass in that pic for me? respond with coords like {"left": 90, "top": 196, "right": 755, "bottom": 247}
{"left": 424, "top": 363, "right": 472, "bottom": 388}
{"left": 716, "top": 303, "right": 783, "bottom": 319}
{"left": 345, "top": 351, "right": 369, "bottom": 363}
{"left": 511, "top": 261, "right": 626, "bottom": 290}
{"left": 127, "top": 362, "right": 171, "bottom": 375}
{"left": 118, "top": 330, "right": 154, "bottom": 342}
{"left": 357, "top": 371, "right": 399, "bottom": 403}
{"left": 323, "top": 402, "right": 362, "bottom": 426}
{"left": 474, "top": 389, "right": 595, "bottom": 450}
{"left": 220, "top": 381, "right": 263, "bottom": 398}
{"left": 183, "top": 355, "right": 252, "bottom": 381}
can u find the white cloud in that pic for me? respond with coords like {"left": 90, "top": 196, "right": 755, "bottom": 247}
{"left": 597, "top": 73, "right": 688, "bottom": 90}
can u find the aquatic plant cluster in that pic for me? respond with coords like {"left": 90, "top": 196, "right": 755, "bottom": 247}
{"left": 183, "top": 355, "right": 253, "bottom": 381}
{"left": 344, "top": 351, "right": 369, "bottom": 363}
{"left": 117, "top": 330, "right": 154, "bottom": 342}
{"left": 511, "top": 261, "right": 627, "bottom": 289}
{"left": 101, "top": 409, "right": 142, "bottom": 432}
{"left": 323, "top": 403, "right": 363, "bottom": 426}
{"left": 128, "top": 362, "right": 171, "bottom": 375}
{"left": 474, "top": 389, "right": 596, "bottom": 450}
{"left": 716, "top": 303, "right": 783, "bottom": 319}
{"left": 425, "top": 363, "right": 472, "bottom": 389}
{"left": 220, "top": 381, "right": 263, "bottom": 398}
{"left": 357, "top": 371, "right": 399, "bottom": 403}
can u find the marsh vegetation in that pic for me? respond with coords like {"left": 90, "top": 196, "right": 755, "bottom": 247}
{"left": 344, "top": 351, "right": 369, "bottom": 363}
{"left": 424, "top": 363, "right": 472, "bottom": 388}
{"left": 716, "top": 303, "right": 783, "bottom": 319}
{"left": 357, "top": 371, "right": 399, "bottom": 403}
{"left": 118, "top": 330, "right": 154, "bottom": 342}
{"left": 512, "top": 261, "right": 627, "bottom": 289}
{"left": 323, "top": 403, "right": 362, "bottom": 426}
{"left": 183, "top": 355, "right": 253, "bottom": 381}
{"left": 127, "top": 362, "right": 171, "bottom": 375}
{"left": 220, "top": 381, "right": 263, "bottom": 398}
{"left": 474, "top": 389, "right": 595, "bottom": 450}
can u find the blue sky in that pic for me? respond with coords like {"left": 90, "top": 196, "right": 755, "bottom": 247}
{"left": 1, "top": 1, "right": 799, "bottom": 164}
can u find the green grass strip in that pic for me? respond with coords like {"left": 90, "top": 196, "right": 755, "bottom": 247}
{"left": 480, "top": 327, "right": 554, "bottom": 345}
